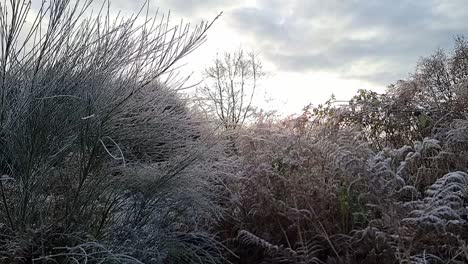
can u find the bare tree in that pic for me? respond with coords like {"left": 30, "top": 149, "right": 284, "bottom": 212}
{"left": 198, "top": 49, "right": 264, "bottom": 130}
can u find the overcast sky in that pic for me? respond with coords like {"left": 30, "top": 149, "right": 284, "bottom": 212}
{"left": 109, "top": 0, "right": 467, "bottom": 114}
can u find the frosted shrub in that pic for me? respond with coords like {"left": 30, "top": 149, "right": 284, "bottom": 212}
{"left": 0, "top": 0, "right": 225, "bottom": 263}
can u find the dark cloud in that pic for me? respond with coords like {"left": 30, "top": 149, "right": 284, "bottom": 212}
{"left": 227, "top": 0, "right": 468, "bottom": 85}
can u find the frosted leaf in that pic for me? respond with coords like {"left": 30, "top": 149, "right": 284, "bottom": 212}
{"left": 405, "top": 151, "right": 421, "bottom": 163}
{"left": 403, "top": 172, "right": 468, "bottom": 228}
{"left": 431, "top": 206, "right": 462, "bottom": 220}
{"left": 398, "top": 185, "right": 420, "bottom": 199}
{"left": 410, "top": 252, "right": 444, "bottom": 264}
{"left": 425, "top": 171, "right": 468, "bottom": 198}
{"left": 0, "top": 175, "right": 14, "bottom": 181}
{"left": 395, "top": 145, "right": 414, "bottom": 161}
{"left": 395, "top": 175, "right": 406, "bottom": 187}
{"left": 415, "top": 138, "right": 441, "bottom": 155}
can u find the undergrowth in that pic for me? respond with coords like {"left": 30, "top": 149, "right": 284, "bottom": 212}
{"left": 0, "top": 1, "right": 467, "bottom": 263}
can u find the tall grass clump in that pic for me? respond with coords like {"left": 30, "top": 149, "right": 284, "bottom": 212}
{"left": 0, "top": 0, "right": 226, "bottom": 263}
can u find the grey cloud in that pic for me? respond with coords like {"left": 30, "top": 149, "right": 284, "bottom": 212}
{"left": 229, "top": 7, "right": 288, "bottom": 41}
{"left": 58, "top": 0, "right": 468, "bottom": 86}
{"left": 159, "top": 0, "right": 227, "bottom": 15}
{"left": 227, "top": 0, "right": 468, "bottom": 85}
{"left": 101, "top": 0, "right": 227, "bottom": 18}
{"left": 123, "top": 0, "right": 232, "bottom": 18}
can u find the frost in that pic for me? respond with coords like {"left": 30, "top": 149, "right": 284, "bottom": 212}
{"left": 403, "top": 172, "right": 468, "bottom": 228}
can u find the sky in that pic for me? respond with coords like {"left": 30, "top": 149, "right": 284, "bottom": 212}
{"left": 73, "top": 1, "right": 468, "bottom": 114}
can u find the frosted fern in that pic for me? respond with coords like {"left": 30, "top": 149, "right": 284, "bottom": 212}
{"left": 403, "top": 171, "right": 468, "bottom": 230}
